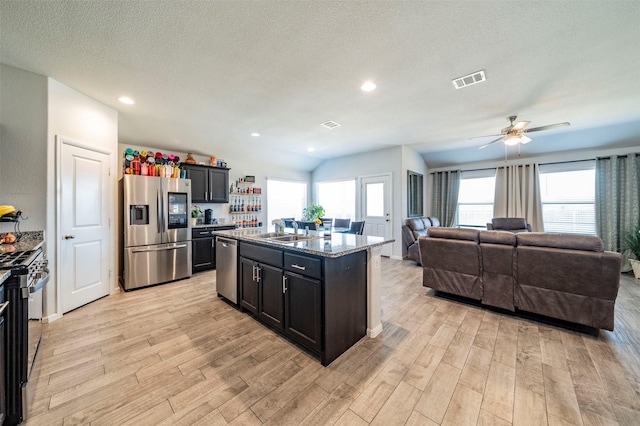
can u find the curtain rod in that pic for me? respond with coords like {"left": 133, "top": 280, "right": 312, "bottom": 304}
{"left": 596, "top": 153, "right": 639, "bottom": 160}
{"left": 431, "top": 159, "right": 598, "bottom": 174}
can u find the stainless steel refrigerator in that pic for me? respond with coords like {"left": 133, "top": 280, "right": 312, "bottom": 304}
{"left": 123, "top": 174, "right": 192, "bottom": 290}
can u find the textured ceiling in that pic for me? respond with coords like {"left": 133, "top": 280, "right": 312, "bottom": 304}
{"left": 1, "top": 1, "right": 639, "bottom": 170}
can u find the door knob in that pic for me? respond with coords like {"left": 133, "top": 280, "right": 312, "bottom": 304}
{"left": 63, "top": 235, "right": 75, "bottom": 240}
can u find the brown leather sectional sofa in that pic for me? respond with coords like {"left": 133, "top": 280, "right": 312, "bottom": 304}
{"left": 419, "top": 228, "right": 623, "bottom": 330}
{"left": 401, "top": 217, "right": 441, "bottom": 265}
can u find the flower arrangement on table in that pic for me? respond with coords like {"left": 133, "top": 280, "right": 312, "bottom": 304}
{"left": 191, "top": 205, "right": 202, "bottom": 218}
{"left": 313, "top": 218, "right": 322, "bottom": 226}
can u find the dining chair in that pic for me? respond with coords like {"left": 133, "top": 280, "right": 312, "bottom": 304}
{"left": 320, "top": 218, "right": 333, "bottom": 228}
{"left": 334, "top": 218, "right": 350, "bottom": 228}
{"left": 296, "top": 220, "right": 317, "bottom": 231}
{"left": 348, "top": 221, "right": 365, "bottom": 235}
{"left": 282, "top": 217, "right": 295, "bottom": 228}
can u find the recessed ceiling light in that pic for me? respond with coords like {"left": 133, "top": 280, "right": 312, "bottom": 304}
{"left": 251, "top": 132, "right": 260, "bottom": 137}
{"left": 307, "top": 147, "right": 315, "bottom": 152}
{"left": 361, "top": 81, "right": 377, "bottom": 92}
{"left": 118, "top": 96, "right": 135, "bottom": 105}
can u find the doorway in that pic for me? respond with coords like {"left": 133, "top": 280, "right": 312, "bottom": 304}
{"left": 58, "top": 137, "right": 112, "bottom": 313}
{"left": 360, "top": 174, "right": 392, "bottom": 257}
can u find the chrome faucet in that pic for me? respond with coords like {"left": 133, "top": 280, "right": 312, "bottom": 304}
{"left": 292, "top": 221, "right": 298, "bottom": 234}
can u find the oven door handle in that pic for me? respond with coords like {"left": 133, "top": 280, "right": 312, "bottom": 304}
{"left": 0, "top": 301, "right": 9, "bottom": 316}
{"left": 29, "top": 274, "right": 50, "bottom": 294}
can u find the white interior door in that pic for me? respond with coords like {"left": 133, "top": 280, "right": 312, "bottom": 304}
{"left": 361, "top": 174, "right": 392, "bottom": 257}
{"left": 60, "top": 139, "right": 111, "bottom": 313}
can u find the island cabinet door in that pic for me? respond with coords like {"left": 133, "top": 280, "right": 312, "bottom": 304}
{"left": 257, "top": 263, "right": 284, "bottom": 330}
{"left": 240, "top": 257, "right": 259, "bottom": 314}
{"left": 284, "top": 271, "right": 322, "bottom": 352}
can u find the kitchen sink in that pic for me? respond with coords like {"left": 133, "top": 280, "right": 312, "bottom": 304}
{"left": 249, "top": 232, "right": 287, "bottom": 239}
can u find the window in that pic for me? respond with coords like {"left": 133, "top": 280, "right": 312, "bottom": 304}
{"left": 316, "top": 179, "right": 356, "bottom": 220}
{"left": 407, "top": 171, "right": 424, "bottom": 217}
{"left": 456, "top": 170, "right": 496, "bottom": 228}
{"left": 539, "top": 162, "right": 595, "bottom": 234}
{"left": 267, "top": 179, "right": 307, "bottom": 226}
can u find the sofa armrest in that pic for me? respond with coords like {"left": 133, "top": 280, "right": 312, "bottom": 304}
{"left": 401, "top": 225, "right": 416, "bottom": 248}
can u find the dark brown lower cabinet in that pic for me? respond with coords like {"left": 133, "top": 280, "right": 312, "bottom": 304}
{"left": 284, "top": 272, "right": 321, "bottom": 352}
{"left": 257, "top": 264, "right": 284, "bottom": 330}
{"left": 240, "top": 257, "right": 259, "bottom": 314}
{"left": 238, "top": 241, "right": 366, "bottom": 366}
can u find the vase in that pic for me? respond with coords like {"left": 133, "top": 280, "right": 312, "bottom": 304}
{"left": 630, "top": 259, "right": 640, "bottom": 280}
{"left": 191, "top": 217, "right": 197, "bottom": 227}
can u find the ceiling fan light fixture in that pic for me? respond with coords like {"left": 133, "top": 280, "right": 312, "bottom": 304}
{"left": 504, "top": 134, "right": 522, "bottom": 146}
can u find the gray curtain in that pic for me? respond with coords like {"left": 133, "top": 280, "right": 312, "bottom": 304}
{"left": 596, "top": 154, "right": 640, "bottom": 271}
{"left": 431, "top": 170, "right": 461, "bottom": 227}
{"left": 493, "top": 163, "right": 544, "bottom": 232}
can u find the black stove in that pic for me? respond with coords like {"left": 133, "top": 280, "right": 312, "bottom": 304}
{"left": 0, "top": 251, "right": 37, "bottom": 269}
{"left": 1, "top": 247, "right": 49, "bottom": 425}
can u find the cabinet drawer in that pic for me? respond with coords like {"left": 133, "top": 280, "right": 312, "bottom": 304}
{"left": 240, "top": 242, "right": 283, "bottom": 267}
{"left": 193, "top": 228, "right": 216, "bottom": 238}
{"left": 284, "top": 252, "right": 322, "bottom": 279}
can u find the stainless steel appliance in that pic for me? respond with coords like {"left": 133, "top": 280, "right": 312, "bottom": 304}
{"left": 123, "top": 175, "right": 192, "bottom": 290}
{"left": 215, "top": 236, "right": 238, "bottom": 304}
{"left": 1, "top": 248, "right": 49, "bottom": 425}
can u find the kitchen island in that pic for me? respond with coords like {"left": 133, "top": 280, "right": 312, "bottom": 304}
{"left": 213, "top": 229, "right": 393, "bottom": 365}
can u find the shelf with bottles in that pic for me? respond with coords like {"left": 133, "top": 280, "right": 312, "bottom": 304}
{"left": 230, "top": 176, "right": 262, "bottom": 195}
{"left": 231, "top": 214, "right": 262, "bottom": 228}
{"left": 229, "top": 195, "right": 262, "bottom": 213}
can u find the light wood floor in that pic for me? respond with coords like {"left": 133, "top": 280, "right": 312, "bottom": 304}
{"left": 27, "top": 259, "right": 640, "bottom": 425}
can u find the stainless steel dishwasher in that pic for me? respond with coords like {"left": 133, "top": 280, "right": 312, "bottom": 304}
{"left": 215, "top": 237, "right": 238, "bottom": 304}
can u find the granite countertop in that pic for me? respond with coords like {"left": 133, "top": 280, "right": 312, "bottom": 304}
{"left": 0, "top": 231, "right": 44, "bottom": 254}
{"left": 0, "top": 231, "right": 45, "bottom": 285}
{"left": 192, "top": 224, "right": 236, "bottom": 229}
{"left": 213, "top": 228, "right": 394, "bottom": 258}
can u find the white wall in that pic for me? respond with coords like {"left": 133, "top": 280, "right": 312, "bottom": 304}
{"left": 47, "top": 79, "right": 118, "bottom": 321}
{"left": 312, "top": 146, "right": 404, "bottom": 259}
{"left": 0, "top": 64, "right": 48, "bottom": 232}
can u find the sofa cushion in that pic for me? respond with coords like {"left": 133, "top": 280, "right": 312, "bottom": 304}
{"left": 427, "top": 227, "right": 480, "bottom": 242}
{"left": 517, "top": 232, "right": 603, "bottom": 252}
{"left": 492, "top": 217, "right": 529, "bottom": 231}
{"left": 405, "top": 217, "right": 432, "bottom": 240}
{"left": 428, "top": 216, "right": 441, "bottom": 227}
{"left": 480, "top": 230, "right": 517, "bottom": 245}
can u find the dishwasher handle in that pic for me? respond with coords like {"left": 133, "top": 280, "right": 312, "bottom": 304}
{"left": 216, "top": 237, "right": 237, "bottom": 247}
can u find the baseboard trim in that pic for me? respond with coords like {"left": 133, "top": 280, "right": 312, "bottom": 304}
{"left": 367, "top": 323, "right": 383, "bottom": 338}
{"left": 390, "top": 255, "right": 404, "bottom": 261}
{"left": 43, "top": 313, "right": 62, "bottom": 324}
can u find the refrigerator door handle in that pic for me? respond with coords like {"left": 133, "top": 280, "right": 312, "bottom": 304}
{"left": 132, "top": 244, "right": 188, "bottom": 253}
{"left": 157, "top": 189, "right": 163, "bottom": 234}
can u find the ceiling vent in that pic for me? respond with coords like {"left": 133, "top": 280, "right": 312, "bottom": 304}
{"left": 452, "top": 70, "right": 486, "bottom": 89}
{"left": 321, "top": 120, "right": 341, "bottom": 129}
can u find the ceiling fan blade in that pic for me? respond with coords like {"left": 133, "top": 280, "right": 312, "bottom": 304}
{"left": 469, "top": 134, "right": 501, "bottom": 140}
{"left": 511, "top": 121, "right": 530, "bottom": 131}
{"left": 524, "top": 122, "right": 570, "bottom": 133}
{"left": 478, "top": 136, "right": 504, "bottom": 149}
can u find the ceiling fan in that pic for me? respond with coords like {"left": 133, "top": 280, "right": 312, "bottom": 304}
{"left": 474, "top": 115, "right": 570, "bottom": 149}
